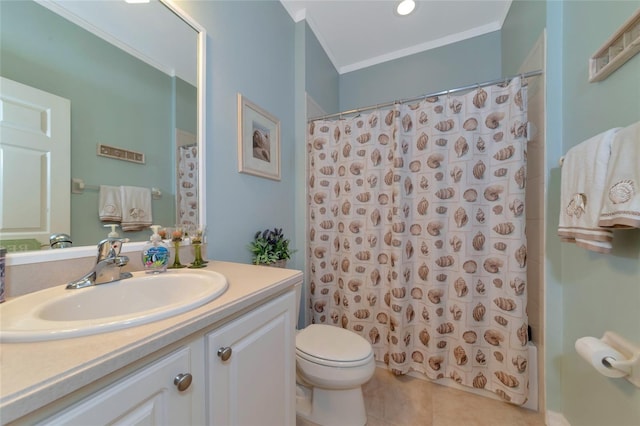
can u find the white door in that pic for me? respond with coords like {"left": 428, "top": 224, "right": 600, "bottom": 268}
{"left": 0, "top": 77, "right": 70, "bottom": 249}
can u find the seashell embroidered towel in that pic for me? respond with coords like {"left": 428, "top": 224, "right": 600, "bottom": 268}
{"left": 598, "top": 121, "right": 640, "bottom": 229}
{"left": 558, "top": 128, "right": 621, "bottom": 253}
{"left": 120, "top": 186, "right": 153, "bottom": 232}
{"left": 99, "top": 185, "right": 122, "bottom": 222}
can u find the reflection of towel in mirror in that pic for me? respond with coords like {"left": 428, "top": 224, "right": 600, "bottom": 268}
{"left": 99, "top": 185, "right": 122, "bottom": 222}
{"left": 557, "top": 128, "right": 620, "bottom": 253}
{"left": 120, "top": 186, "right": 152, "bottom": 232}
{"left": 598, "top": 121, "right": 640, "bottom": 229}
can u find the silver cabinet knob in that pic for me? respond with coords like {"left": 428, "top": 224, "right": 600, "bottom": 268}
{"left": 217, "top": 346, "right": 232, "bottom": 361}
{"left": 174, "top": 373, "right": 192, "bottom": 392}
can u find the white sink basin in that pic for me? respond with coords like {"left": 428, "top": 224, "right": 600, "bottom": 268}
{"left": 0, "top": 269, "right": 228, "bottom": 342}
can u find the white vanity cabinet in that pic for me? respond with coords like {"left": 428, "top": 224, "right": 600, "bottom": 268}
{"left": 206, "top": 291, "right": 296, "bottom": 426}
{"left": 37, "top": 341, "right": 205, "bottom": 426}
{"left": 19, "top": 287, "right": 297, "bottom": 426}
{"left": 1, "top": 260, "right": 303, "bottom": 426}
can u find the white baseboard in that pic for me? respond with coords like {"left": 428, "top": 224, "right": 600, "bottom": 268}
{"left": 547, "top": 410, "right": 570, "bottom": 426}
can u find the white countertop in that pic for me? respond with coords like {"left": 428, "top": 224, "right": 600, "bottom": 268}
{"left": 0, "top": 261, "right": 303, "bottom": 424}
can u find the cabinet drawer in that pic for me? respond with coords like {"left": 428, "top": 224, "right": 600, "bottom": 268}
{"left": 38, "top": 346, "right": 195, "bottom": 425}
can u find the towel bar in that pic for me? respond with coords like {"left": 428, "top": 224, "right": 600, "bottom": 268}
{"left": 71, "top": 178, "right": 162, "bottom": 199}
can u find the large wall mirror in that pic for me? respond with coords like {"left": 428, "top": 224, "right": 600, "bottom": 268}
{"left": 0, "top": 0, "right": 206, "bottom": 263}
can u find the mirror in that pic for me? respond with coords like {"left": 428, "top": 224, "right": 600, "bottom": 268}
{"left": 0, "top": 0, "right": 205, "bottom": 256}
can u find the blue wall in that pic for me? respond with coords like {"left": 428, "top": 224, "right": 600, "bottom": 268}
{"left": 339, "top": 31, "right": 502, "bottom": 111}
{"left": 503, "top": 1, "right": 640, "bottom": 423}
{"left": 557, "top": 2, "right": 640, "bottom": 425}
{"left": 501, "top": 0, "right": 546, "bottom": 76}
{"left": 179, "top": 1, "right": 298, "bottom": 265}
{"left": 305, "top": 23, "right": 339, "bottom": 115}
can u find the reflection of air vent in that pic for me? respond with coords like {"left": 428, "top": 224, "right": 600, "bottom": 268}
{"left": 97, "top": 144, "right": 145, "bottom": 164}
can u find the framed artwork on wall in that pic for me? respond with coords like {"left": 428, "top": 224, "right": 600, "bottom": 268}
{"left": 237, "top": 93, "right": 281, "bottom": 181}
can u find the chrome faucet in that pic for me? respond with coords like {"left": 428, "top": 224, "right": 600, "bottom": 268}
{"left": 66, "top": 237, "right": 133, "bottom": 289}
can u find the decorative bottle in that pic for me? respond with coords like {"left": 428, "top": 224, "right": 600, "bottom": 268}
{"left": 141, "top": 225, "right": 170, "bottom": 273}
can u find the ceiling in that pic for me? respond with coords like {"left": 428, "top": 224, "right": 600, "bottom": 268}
{"left": 280, "top": 0, "right": 513, "bottom": 74}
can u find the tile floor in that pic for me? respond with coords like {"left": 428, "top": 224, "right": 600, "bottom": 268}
{"left": 363, "top": 367, "right": 545, "bottom": 426}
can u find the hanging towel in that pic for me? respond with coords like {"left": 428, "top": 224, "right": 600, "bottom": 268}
{"left": 120, "top": 186, "right": 152, "bottom": 231}
{"left": 99, "top": 185, "right": 122, "bottom": 222}
{"left": 557, "top": 128, "right": 621, "bottom": 253}
{"left": 598, "top": 121, "right": 640, "bottom": 229}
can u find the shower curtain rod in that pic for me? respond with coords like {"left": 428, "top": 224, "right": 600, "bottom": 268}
{"left": 309, "top": 69, "right": 543, "bottom": 121}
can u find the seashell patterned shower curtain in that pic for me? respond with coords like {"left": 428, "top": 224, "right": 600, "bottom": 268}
{"left": 307, "top": 78, "right": 529, "bottom": 405}
{"left": 177, "top": 144, "right": 199, "bottom": 225}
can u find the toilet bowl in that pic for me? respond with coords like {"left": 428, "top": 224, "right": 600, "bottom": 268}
{"left": 295, "top": 324, "right": 376, "bottom": 426}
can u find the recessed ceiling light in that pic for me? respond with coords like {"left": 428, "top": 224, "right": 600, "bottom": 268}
{"left": 396, "top": 0, "right": 416, "bottom": 16}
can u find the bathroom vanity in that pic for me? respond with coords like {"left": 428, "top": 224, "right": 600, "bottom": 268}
{"left": 0, "top": 261, "right": 301, "bottom": 425}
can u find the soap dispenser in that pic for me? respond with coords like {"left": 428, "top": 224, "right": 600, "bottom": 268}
{"left": 104, "top": 224, "right": 120, "bottom": 238}
{"left": 142, "top": 225, "right": 170, "bottom": 273}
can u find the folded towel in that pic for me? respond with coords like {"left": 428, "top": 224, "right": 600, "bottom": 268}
{"left": 120, "top": 186, "right": 152, "bottom": 232}
{"left": 598, "top": 121, "right": 640, "bottom": 229}
{"left": 99, "top": 185, "right": 122, "bottom": 222}
{"left": 558, "top": 128, "right": 621, "bottom": 253}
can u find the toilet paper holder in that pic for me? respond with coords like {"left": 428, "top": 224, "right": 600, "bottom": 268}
{"left": 591, "top": 332, "right": 640, "bottom": 387}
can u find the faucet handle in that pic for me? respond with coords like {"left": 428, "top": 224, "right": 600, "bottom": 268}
{"left": 96, "top": 237, "right": 129, "bottom": 260}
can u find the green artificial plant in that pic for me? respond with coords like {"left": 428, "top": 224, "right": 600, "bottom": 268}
{"left": 248, "top": 228, "right": 295, "bottom": 265}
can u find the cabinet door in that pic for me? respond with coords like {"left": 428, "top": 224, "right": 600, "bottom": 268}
{"left": 39, "top": 345, "right": 197, "bottom": 425}
{"left": 206, "top": 291, "right": 296, "bottom": 426}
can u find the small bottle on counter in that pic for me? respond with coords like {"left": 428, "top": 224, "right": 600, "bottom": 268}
{"left": 142, "top": 225, "right": 170, "bottom": 273}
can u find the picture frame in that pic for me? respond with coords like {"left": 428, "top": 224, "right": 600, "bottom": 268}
{"left": 237, "top": 93, "right": 281, "bottom": 181}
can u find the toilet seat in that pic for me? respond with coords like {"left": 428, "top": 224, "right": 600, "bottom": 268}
{"left": 296, "top": 324, "right": 373, "bottom": 368}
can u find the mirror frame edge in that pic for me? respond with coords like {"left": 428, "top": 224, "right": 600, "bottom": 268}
{"left": 5, "top": 0, "right": 207, "bottom": 267}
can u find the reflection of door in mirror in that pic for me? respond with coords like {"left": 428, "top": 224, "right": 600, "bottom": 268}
{"left": 0, "top": 77, "right": 70, "bottom": 252}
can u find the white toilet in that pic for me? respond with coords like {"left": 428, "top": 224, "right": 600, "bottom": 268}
{"left": 295, "top": 324, "right": 376, "bottom": 426}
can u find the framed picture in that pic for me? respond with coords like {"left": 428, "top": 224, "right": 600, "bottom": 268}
{"left": 237, "top": 93, "right": 281, "bottom": 181}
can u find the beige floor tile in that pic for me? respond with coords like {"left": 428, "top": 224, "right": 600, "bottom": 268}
{"left": 431, "top": 385, "right": 543, "bottom": 426}
{"left": 366, "top": 415, "right": 399, "bottom": 426}
{"left": 364, "top": 368, "right": 434, "bottom": 426}
{"left": 362, "top": 368, "right": 389, "bottom": 420}
{"left": 364, "top": 367, "right": 544, "bottom": 426}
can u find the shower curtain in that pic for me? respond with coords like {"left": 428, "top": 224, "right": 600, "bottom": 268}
{"left": 307, "top": 78, "right": 529, "bottom": 405}
{"left": 177, "top": 144, "right": 199, "bottom": 225}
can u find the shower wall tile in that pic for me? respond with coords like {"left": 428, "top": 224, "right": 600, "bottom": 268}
{"left": 526, "top": 218, "right": 544, "bottom": 260}
{"left": 526, "top": 138, "right": 544, "bottom": 180}
{"left": 526, "top": 258, "right": 542, "bottom": 344}
{"left": 525, "top": 176, "right": 544, "bottom": 220}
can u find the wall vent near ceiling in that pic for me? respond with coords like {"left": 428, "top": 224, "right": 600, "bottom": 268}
{"left": 589, "top": 8, "right": 640, "bottom": 82}
{"left": 97, "top": 143, "right": 145, "bottom": 164}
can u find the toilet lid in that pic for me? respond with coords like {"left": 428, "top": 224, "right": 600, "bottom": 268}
{"left": 296, "top": 324, "right": 372, "bottom": 364}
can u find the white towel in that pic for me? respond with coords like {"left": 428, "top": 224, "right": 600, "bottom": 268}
{"left": 598, "top": 121, "right": 640, "bottom": 229}
{"left": 120, "top": 186, "right": 152, "bottom": 232}
{"left": 558, "top": 128, "right": 621, "bottom": 253}
{"left": 99, "top": 185, "right": 122, "bottom": 222}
